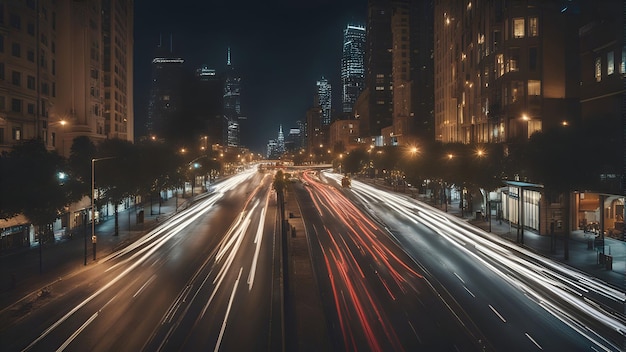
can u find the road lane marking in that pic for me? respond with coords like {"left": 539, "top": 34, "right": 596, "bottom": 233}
{"left": 55, "top": 312, "right": 98, "bottom": 352}
{"left": 525, "top": 332, "right": 542, "bottom": 349}
{"left": 133, "top": 274, "right": 157, "bottom": 298}
{"left": 489, "top": 304, "right": 507, "bottom": 323}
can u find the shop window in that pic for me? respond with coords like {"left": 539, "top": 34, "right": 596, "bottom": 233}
{"left": 607, "top": 52, "right": 614, "bottom": 75}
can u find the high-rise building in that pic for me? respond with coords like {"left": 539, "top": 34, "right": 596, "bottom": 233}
{"left": 434, "top": 0, "right": 581, "bottom": 144}
{"left": 146, "top": 35, "right": 184, "bottom": 140}
{"left": 224, "top": 47, "right": 242, "bottom": 147}
{"left": 0, "top": 0, "right": 133, "bottom": 157}
{"left": 316, "top": 77, "right": 332, "bottom": 125}
{"left": 101, "top": 0, "right": 134, "bottom": 142}
{"left": 365, "top": 0, "right": 394, "bottom": 137}
{"left": 277, "top": 124, "right": 285, "bottom": 155}
{"left": 192, "top": 65, "right": 225, "bottom": 147}
{"left": 341, "top": 24, "right": 366, "bottom": 113}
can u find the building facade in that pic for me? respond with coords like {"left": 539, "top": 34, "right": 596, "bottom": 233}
{"left": 0, "top": 0, "right": 130, "bottom": 157}
{"left": 146, "top": 35, "right": 184, "bottom": 140}
{"left": 224, "top": 47, "right": 242, "bottom": 147}
{"left": 365, "top": 0, "right": 394, "bottom": 137}
{"left": 341, "top": 24, "right": 366, "bottom": 113}
{"left": 434, "top": 0, "right": 581, "bottom": 144}
{"left": 316, "top": 77, "right": 332, "bottom": 126}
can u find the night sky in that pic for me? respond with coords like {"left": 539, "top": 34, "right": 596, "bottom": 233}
{"left": 134, "top": 0, "right": 367, "bottom": 152}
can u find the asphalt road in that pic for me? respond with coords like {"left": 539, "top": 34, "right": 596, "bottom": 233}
{"left": 2, "top": 169, "right": 283, "bottom": 352}
{"left": 327, "top": 172, "right": 626, "bottom": 351}
{"left": 294, "top": 170, "right": 481, "bottom": 351}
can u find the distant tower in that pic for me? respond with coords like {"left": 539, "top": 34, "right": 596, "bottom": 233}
{"left": 277, "top": 125, "right": 285, "bottom": 154}
{"left": 341, "top": 24, "right": 366, "bottom": 113}
{"left": 316, "top": 77, "right": 332, "bottom": 125}
{"left": 224, "top": 47, "right": 242, "bottom": 147}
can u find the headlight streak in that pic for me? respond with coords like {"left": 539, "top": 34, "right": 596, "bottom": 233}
{"left": 336, "top": 173, "right": 626, "bottom": 349}
{"left": 23, "top": 170, "right": 260, "bottom": 352}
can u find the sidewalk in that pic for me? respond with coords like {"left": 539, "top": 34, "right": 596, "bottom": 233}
{"left": 418, "top": 194, "right": 626, "bottom": 292}
{"left": 0, "top": 189, "right": 203, "bottom": 310}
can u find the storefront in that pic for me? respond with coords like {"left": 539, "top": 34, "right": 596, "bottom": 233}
{"left": 575, "top": 192, "right": 624, "bottom": 240}
{"left": 501, "top": 181, "right": 543, "bottom": 233}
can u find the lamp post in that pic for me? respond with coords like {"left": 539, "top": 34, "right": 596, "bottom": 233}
{"left": 91, "top": 156, "right": 115, "bottom": 261}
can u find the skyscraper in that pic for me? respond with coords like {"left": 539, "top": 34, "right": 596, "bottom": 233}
{"left": 146, "top": 35, "right": 184, "bottom": 140}
{"left": 224, "top": 47, "right": 242, "bottom": 147}
{"left": 101, "top": 0, "right": 134, "bottom": 142}
{"left": 365, "top": 0, "right": 394, "bottom": 137}
{"left": 341, "top": 24, "right": 366, "bottom": 113}
{"left": 316, "top": 77, "right": 332, "bottom": 126}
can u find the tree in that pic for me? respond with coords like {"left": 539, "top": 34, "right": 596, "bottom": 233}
{"left": 342, "top": 148, "right": 369, "bottom": 175}
{"left": 95, "top": 139, "right": 136, "bottom": 236}
{"left": 66, "top": 136, "right": 97, "bottom": 203}
{"left": 4, "top": 140, "right": 68, "bottom": 245}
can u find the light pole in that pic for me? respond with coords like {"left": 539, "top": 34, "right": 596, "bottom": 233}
{"left": 91, "top": 156, "right": 115, "bottom": 261}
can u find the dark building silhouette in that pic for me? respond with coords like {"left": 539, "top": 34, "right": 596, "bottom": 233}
{"left": 365, "top": 0, "right": 394, "bottom": 137}
{"left": 146, "top": 35, "right": 185, "bottom": 141}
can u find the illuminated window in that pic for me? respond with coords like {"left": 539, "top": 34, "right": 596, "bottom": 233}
{"left": 513, "top": 18, "right": 525, "bottom": 38}
{"left": 496, "top": 54, "right": 504, "bottom": 77}
{"left": 528, "top": 80, "right": 541, "bottom": 95}
{"left": 508, "top": 48, "right": 520, "bottom": 72}
{"left": 607, "top": 52, "right": 614, "bottom": 75}
{"left": 527, "top": 120, "right": 542, "bottom": 139}
{"left": 595, "top": 57, "right": 601, "bottom": 82}
{"left": 375, "top": 86, "right": 384, "bottom": 91}
{"left": 621, "top": 47, "right": 626, "bottom": 74}
{"left": 528, "top": 17, "right": 538, "bottom": 37}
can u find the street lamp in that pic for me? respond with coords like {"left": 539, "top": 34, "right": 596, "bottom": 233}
{"left": 91, "top": 156, "right": 116, "bottom": 261}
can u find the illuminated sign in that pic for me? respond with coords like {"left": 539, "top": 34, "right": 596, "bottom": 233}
{"left": 152, "top": 58, "right": 184, "bottom": 64}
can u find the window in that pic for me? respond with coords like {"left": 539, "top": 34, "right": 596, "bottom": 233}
{"left": 528, "top": 80, "right": 541, "bottom": 95}
{"left": 607, "top": 52, "right": 614, "bottom": 75}
{"left": 622, "top": 47, "right": 626, "bottom": 74}
{"left": 27, "top": 22, "right": 35, "bottom": 35}
{"left": 12, "top": 127, "right": 22, "bottom": 141}
{"left": 41, "top": 82, "right": 49, "bottom": 95}
{"left": 27, "top": 75, "right": 35, "bottom": 89}
{"left": 0, "top": 35, "right": 3, "bottom": 52}
{"left": 0, "top": 63, "right": 4, "bottom": 80}
{"left": 0, "top": 96, "right": 4, "bottom": 110}
{"left": 27, "top": 49, "right": 34, "bottom": 62}
{"left": 496, "top": 54, "right": 504, "bottom": 77}
{"left": 529, "top": 47, "right": 537, "bottom": 70}
{"left": 0, "top": 128, "right": 4, "bottom": 144}
{"left": 27, "top": 103, "right": 35, "bottom": 114}
{"left": 528, "top": 17, "right": 538, "bottom": 37}
{"left": 595, "top": 57, "right": 602, "bottom": 82}
{"left": 508, "top": 48, "right": 520, "bottom": 72}
{"left": 12, "top": 71, "right": 21, "bottom": 86}
{"left": 10, "top": 13, "right": 20, "bottom": 29}
{"left": 11, "top": 99, "right": 22, "bottom": 113}
{"left": 527, "top": 120, "right": 542, "bottom": 139}
{"left": 513, "top": 18, "right": 525, "bottom": 38}
{"left": 12, "top": 43, "right": 20, "bottom": 57}
{"left": 511, "top": 81, "right": 524, "bottom": 103}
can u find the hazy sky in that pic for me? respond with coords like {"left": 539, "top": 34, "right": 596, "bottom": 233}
{"left": 133, "top": 0, "right": 366, "bottom": 152}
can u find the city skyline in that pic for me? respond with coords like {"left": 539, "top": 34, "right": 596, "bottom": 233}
{"left": 134, "top": 0, "right": 367, "bottom": 152}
